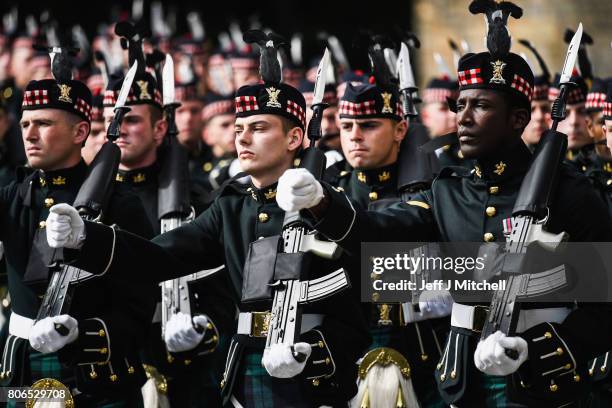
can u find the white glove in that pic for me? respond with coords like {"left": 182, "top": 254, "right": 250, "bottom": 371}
{"left": 29, "top": 315, "right": 79, "bottom": 353}
{"left": 164, "top": 312, "right": 209, "bottom": 353}
{"left": 276, "top": 168, "right": 324, "bottom": 212}
{"left": 46, "top": 203, "right": 85, "bottom": 249}
{"left": 262, "top": 342, "right": 312, "bottom": 378}
{"left": 417, "top": 289, "right": 453, "bottom": 320}
{"left": 474, "top": 331, "right": 528, "bottom": 376}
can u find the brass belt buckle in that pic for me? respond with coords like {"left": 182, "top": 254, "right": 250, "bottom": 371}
{"left": 472, "top": 305, "right": 490, "bottom": 333}
{"left": 26, "top": 378, "right": 74, "bottom": 408}
{"left": 251, "top": 311, "right": 270, "bottom": 338}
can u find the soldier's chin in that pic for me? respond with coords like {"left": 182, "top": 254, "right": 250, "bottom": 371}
{"left": 457, "top": 142, "right": 479, "bottom": 159}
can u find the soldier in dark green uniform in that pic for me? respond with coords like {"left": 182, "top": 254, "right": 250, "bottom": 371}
{"left": 520, "top": 39, "right": 552, "bottom": 149}
{"left": 102, "top": 60, "right": 234, "bottom": 407}
{"left": 45, "top": 34, "right": 369, "bottom": 408}
{"left": 0, "top": 51, "right": 155, "bottom": 407}
{"left": 276, "top": 3, "right": 612, "bottom": 407}
{"left": 325, "top": 74, "right": 450, "bottom": 407}
{"left": 198, "top": 94, "right": 241, "bottom": 192}
{"left": 550, "top": 73, "right": 592, "bottom": 172}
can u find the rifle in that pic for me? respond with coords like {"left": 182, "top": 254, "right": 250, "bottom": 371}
{"left": 265, "top": 48, "right": 348, "bottom": 359}
{"left": 37, "top": 60, "right": 138, "bottom": 334}
{"left": 157, "top": 54, "right": 221, "bottom": 338}
{"left": 480, "top": 25, "right": 584, "bottom": 347}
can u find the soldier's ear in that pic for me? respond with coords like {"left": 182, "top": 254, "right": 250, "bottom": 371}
{"left": 512, "top": 108, "right": 530, "bottom": 132}
{"left": 287, "top": 127, "right": 303, "bottom": 152}
{"left": 394, "top": 119, "right": 408, "bottom": 142}
{"left": 74, "top": 121, "right": 90, "bottom": 145}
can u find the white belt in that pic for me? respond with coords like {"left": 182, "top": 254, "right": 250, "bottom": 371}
{"left": 9, "top": 312, "right": 35, "bottom": 340}
{"left": 237, "top": 312, "right": 324, "bottom": 336}
{"left": 451, "top": 303, "right": 571, "bottom": 333}
{"left": 450, "top": 303, "right": 488, "bottom": 331}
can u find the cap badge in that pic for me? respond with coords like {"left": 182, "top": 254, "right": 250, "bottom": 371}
{"left": 265, "top": 87, "right": 282, "bottom": 108}
{"left": 490, "top": 60, "right": 507, "bottom": 85}
{"left": 136, "top": 81, "right": 152, "bottom": 100}
{"left": 381, "top": 92, "right": 393, "bottom": 114}
{"left": 57, "top": 84, "right": 72, "bottom": 103}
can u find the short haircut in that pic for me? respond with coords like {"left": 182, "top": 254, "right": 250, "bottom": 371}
{"left": 149, "top": 105, "right": 163, "bottom": 126}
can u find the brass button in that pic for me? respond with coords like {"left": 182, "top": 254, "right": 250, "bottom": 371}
{"left": 44, "top": 198, "right": 55, "bottom": 208}
{"left": 39, "top": 221, "right": 46, "bottom": 229}
{"left": 128, "top": 366, "right": 135, "bottom": 374}
{"left": 372, "top": 292, "right": 380, "bottom": 302}
{"left": 184, "top": 359, "right": 192, "bottom": 365}
{"left": 574, "top": 374, "right": 581, "bottom": 382}
{"left": 206, "top": 322, "right": 213, "bottom": 330}
{"left": 440, "top": 374, "right": 446, "bottom": 381}
{"left": 544, "top": 331, "right": 552, "bottom": 339}
{"left": 167, "top": 354, "right": 175, "bottom": 363}
{"left": 89, "top": 370, "right": 98, "bottom": 379}
{"left": 318, "top": 341, "right": 324, "bottom": 348}
{"left": 489, "top": 186, "right": 499, "bottom": 195}
{"left": 312, "top": 378, "right": 320, "bottom": 386}
{"left": 450, "top": 370, "right": 456, "bottom": 379}
{"left": 99, "top": 330, "right": 106, "bottom": 337}
{"left": 370, "top": 272, "right": 377, "bottom": 280}
{"left": 100, "top": 347, "right": 108, "bottom": 355}
{"left": 421, "top": 354, "right": 429, "bottom": 362}
{"left": 556, "top": 347, "right": 564, "bottom": 356}
{"left": 336, "top": 186, "right": 344, "bottom": 192}
{"left": 485, "top": 206, "right": 497, "bottom": 217}
{"left": 369, "top": 192, "right": 378, "bottom": 201}
{"left": 581, "top": 165, "right": 587, "bottom": 172}
{"left": 258, "top": 213, "right": 269, "bottom": 223}
{"left": 203, "top": 162, "right": 213, "bottom": 172}
{"left": 483, "top": 232, "right": 495, "bottom": 242}
{"left": 110, "top": 374, "right": 118, "bottom": 382}
{"left": 549, "top": 383, "right": 558, "bottom": 392}
{"left": 564, "top": 363, "right": 572, "bottom": 370}
{"left": 325, "top": 357, "right": 331, "bottom": 365}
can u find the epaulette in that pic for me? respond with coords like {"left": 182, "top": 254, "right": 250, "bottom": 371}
{"left": 437, "top": 165, "right": 472, "bottom": 179}
{"left": 213, "top": 172, "right": 251, "bottom": 199}
{"left": 323, "top": 159, "right": 351, "bottom": 184}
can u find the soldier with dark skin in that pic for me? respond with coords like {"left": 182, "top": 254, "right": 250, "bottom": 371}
{"left": 275, "top": 6, "right": 612, "bottom": 406}
{"left": 0, "top": 58, "right": 155, "bottom": 407}
{"left": 46, "top": 39, "right": 370, "bottom": 408}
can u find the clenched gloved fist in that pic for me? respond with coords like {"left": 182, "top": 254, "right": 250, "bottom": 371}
{"left": 164, "top": 312, "right": 209, "bottom": 353}
{"left": 276, "top": 168, "right": 324, "bottom": 212}
{"left": 474, "top": 330, "right": 528, "bottom": 376}
{"left": 262, "top": 342, "right": 312, "bottom": 378}
{"left": 46, "top": 203, "right": 85, "bottom": 249}
{"left": 29, "top": 315, "right": 79, "bottom": 353}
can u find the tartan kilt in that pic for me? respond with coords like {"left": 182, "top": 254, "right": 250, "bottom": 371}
{"left": 230, "top": 350, "right": 312, "bottom": 408}
{"left": 7, "top": 350, "right": 144, "bottom": 408}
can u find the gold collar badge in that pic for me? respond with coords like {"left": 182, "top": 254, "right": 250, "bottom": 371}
{"left": 494, "top": 161, "right": 507, "bottom": 176}
{"left": 52, "top": 176, "right": 66, "bottom": 186}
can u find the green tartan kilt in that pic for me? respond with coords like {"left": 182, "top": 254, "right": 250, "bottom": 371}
{"left": 7, "top": 350, "right": 143, "bottom": 408}
{"left": 230, "top": 350, "right": 311, "bottom": 408}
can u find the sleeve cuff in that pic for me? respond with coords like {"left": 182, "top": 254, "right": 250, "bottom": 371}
{"left": 303, "top": 183, "right": 356, "bottom": 243}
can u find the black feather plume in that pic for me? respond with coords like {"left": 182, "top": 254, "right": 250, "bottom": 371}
{"left": 469, "top": 0, "right": 523, "bottom": 59}
{"left": 518, "top": 39, "right": 550, "bottom": 81}
{"left": 114, "top": 21, "right": 147, "bottom": 74}
{"left": 243, "top": 29, "right": 284, "bottom": 84}
{"left": 368, "top": 35, "right": 396, "bottom": 89}
{"left": 34, "top": 43, "right": 79, "bottom": 83}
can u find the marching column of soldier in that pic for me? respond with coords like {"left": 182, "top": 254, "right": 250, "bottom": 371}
{"left": 1, "top": 0, "right": 612, "bottom": 407}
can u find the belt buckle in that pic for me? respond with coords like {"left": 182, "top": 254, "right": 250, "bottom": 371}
{"left": 472, "top": 305, "right": 490, "bottom": 333}
{"left": 251, "top": 311, "right": 270, "bottom": 338}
